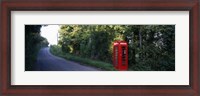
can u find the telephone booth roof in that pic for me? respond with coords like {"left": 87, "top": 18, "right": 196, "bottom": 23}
{"left": 114, "top": 40, "right": 127, "bottom": 43}
{"left": 113, "top": 41, "right": 128, "bottom": 45}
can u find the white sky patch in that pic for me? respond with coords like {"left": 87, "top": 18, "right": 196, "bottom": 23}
{"left": 41, "top": 25, "right": 60, "bottom": 45}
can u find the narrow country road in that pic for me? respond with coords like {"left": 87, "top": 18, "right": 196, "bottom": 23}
{"left": 34, "top": 47, "right": 99, "bottom": 71}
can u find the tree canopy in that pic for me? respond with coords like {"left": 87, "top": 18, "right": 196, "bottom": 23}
{"left": 58, "top": 25, "right": 175, "bottom": 71}
{"left": 25, "top": 25, "right": 49, "bottom": 71}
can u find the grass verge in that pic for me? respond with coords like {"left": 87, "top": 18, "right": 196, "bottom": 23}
{"left": 50, "top": 45, "right": 116, "bottom": 71}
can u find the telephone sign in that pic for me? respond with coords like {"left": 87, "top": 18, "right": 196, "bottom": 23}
{"left": 113, "top": 41, "right": 128, "bottom": 70}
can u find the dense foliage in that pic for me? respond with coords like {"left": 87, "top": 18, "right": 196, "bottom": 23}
{"left": 58, "top": 25, "right": 175, "bottom": 71}
{"left": 25, "top": 25, "right": 49, "bottom": 71}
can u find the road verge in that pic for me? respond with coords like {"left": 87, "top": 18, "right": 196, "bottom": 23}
{"left": 50, "top": 45, "right": 116, "bottom": 71}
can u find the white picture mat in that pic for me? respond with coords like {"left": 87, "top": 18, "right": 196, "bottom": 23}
{"left": 11, "top": 11, "right": 189, "bottom": 85}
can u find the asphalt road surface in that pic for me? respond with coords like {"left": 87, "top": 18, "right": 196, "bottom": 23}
{"left": 34, "top": 47, "right": 99, "bottom": 71}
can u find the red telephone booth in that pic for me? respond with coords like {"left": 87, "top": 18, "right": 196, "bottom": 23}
{"left": 113, "top": 41, "right": 128, "bottom": 70}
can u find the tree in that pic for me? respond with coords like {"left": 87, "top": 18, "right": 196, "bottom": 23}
{"left": 25, "top": 25, "right": 49, "bottom": 71}
{"left": 58, "top": 25, "right": 175, "bottom": 71}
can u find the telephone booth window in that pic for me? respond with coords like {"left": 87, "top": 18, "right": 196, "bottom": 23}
{"left": 122, "top": 46, "right": 126, "bottom": 66}
{"left": 114, "top": 46, "right": 118, "bottom": 67}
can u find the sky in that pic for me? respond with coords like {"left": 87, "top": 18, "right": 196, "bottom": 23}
{"left": 40, "top": 25, "right": 60, "bottom": 45}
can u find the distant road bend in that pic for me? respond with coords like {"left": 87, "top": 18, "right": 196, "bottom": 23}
{"left": 34, "top": 47, "right": 99, "bottom": 71}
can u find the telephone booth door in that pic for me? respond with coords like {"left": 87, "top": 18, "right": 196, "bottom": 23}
{"left": 113, "top": 41, "right": 128, "bottom": 70}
